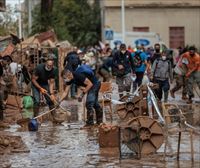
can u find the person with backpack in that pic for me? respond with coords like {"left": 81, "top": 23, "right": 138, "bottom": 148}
{"left": 112, "top": 43, "right": 134, "bottom": 98}
{"left": 60, "top": 64, "right": 103, "bottom": 127}
{"left": 98, "top": 47, "right": 113, "bottom": 82}
{"left": 64, "top": 48, "right": 81, "bottom": 99}
{"left": 150, "top": 43, "right": 162, "bottom": 65}
{"left": 151, "top": 50, "right": 173, "bottom": 102}
{"left": 131, "top": 49, "right": 148, "bottom": 91}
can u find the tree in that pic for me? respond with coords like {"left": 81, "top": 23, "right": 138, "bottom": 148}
{"left": 31, "top": 0, "right": 101, "bottom": 47}
{"left": 0, "top": 4, "right": 18, "bottom": 36}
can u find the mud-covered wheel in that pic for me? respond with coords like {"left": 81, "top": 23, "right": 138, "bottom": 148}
{"left": 121, "top": 116, "right": 164, "bottom": 154}
{"left": 119, "top": 95, "right": 129, "bottom": 102}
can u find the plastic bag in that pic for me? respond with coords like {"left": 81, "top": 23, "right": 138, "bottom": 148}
{"left": 23, "top": 96, "right": 34, "bottom": 109}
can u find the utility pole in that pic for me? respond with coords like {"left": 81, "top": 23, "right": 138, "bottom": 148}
{"left": 100, "top": 0, "right": 105, "bottom": 42}
{"left": 121, "top": 0, "right": 125, "bottom": 43}
{"left": 28, "top": 0, "right": 32, "bottom": 35}
{"left": 18, "top": 0, "right": 22, "bottom": 39}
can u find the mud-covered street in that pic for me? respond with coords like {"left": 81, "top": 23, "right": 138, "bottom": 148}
{"left": 1, "top": 1, "right": 200, "bottom": 167}
{"left": 0, "top": 88, "right": 200, "bottom": 168}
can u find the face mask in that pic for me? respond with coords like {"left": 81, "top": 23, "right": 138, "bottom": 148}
{"left": 45, "top": 65, "right": 52, "bottom": 71}
{"left": 64, "top": 78, "right": 71, "bottom": 82}
{"left": 155, "top": 49, "right": 160, "bottom": 53}
{"left": 189, "top": 52, "right": 195, "bottom": 56}
{"left": 121, "top": 50, "right": 126, "bottom": 54}
{"left": 162, "top": 56, "right": 167, "bottom": 60}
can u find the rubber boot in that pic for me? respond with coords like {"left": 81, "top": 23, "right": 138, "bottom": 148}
{"left": 170, "top": 90, "right": 175, "bottom": 98}
{"left": 95, "top": 108, "right": 103, "bottom": 125}
{"left": 49, "top": 105, "right": 56, "bottom": 123}
{"left": 33, "top": 106, "right": 39, "bottom": 117}
{"left": 187, "top": 96, "right": 193, "bottom": 104}
{"left": 119, "top": 93, "right": 124, "bottom": 99}
{"left": 164, "top": 91, "right": 169, "bottom": 103}
{"left": 182, "top": 94, "right": 188, "bottom": 100}
{"left": 85, "top": 111, "right": 94, "bottom": 126}
{"left": 0, "top": 109, "right": 3, "bottom": 121}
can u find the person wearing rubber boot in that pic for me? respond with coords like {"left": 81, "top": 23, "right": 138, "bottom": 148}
{"left": 151, "top": 50, "right": 173, "bottom": 102}
{"left": 112, "top": 43, "right": 134, "bottom": 98}
{"left": 182, "top": 46, "right": 200, "bottom": 104}
{"left": 60, "top": 65, "right": 103, "bottom": 127}
{"left": 31, "top": 55, "right": 56, "bottom": 117}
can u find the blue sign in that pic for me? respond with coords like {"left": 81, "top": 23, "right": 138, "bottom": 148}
{"left": 114, "top": 40, "right": 122, "bottom": 45}
{"left": 134, "top": 39, "right": 150, "bottom": 46}
{"left": 105, "top": 29, "right": 114, "bottom": 40}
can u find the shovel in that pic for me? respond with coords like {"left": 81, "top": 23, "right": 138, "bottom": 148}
{"left": 45, "top": 93, "right": 71, "bottom": 118}
{"left": 17, "top": 107, "right": 57, "bottom": 130}
{"left": 17, "top": 93, "right": 71, "bottom": 130}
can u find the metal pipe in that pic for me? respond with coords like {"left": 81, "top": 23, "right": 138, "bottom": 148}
{"left": 121, "top": 0, "right": 125, "bottom": 43}
{"left": 147, "top": 85, "right": 165, "bottom": 123}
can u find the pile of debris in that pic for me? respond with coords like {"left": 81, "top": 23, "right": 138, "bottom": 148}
{"left": 0, "top": 133, "right": 29, "bottom": 155}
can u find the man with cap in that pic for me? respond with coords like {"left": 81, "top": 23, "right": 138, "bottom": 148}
{"left": 181, "top": 46, "right": 200, "bottom": 103}
{"left": 31, "top": 55, "right": 56, "bottom": 117}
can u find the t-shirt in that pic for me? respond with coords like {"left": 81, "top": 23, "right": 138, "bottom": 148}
{"left": 33, "top": 63, "right": 55, "bottom": 85}
{"left": 66, "top": 71, "right": 97, "bottom": 87}
{"left": 131, "top": 51, "right": 147, "bottom": 73}
{"left": 182, "top": 52, "right": 200, "bottom": 72}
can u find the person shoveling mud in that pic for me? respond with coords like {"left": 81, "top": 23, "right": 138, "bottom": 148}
{"left": 60, "top": 64, "right": 103, "bottom": 128}
{"left": 31, "top": 54, "right": 56, "bottom": 117}
{"left": 17, "top": 92, "right": 71, "bottom": 131}
{"left": 17, "top": 55, "right": 71, "bottom": 131}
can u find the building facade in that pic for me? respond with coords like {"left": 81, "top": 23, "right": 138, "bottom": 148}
{"left": 102, "top": 0, "right": 200, "bottom": 49}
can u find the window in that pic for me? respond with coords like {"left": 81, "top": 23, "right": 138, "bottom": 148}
{"left": 169, "top": 27, "right": 185, "bottom": 49}
{"left": 133, "top": 27, "right": 149, "bottom": 32}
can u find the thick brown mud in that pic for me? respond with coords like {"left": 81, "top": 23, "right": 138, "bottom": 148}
{"left": 0, "top": 88, "right": 200, "bottom": 168}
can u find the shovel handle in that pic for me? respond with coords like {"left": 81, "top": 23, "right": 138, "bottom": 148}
{"left": 34, "top": 107, "right": 56, "bottom": 119}
{"left": 45, "top": 93, "right": 71, "bottom": 117}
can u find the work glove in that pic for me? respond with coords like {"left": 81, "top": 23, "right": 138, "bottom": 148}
{"left": 78, "top": 92, "right": 85, "bottom": 102}
{"left": 39, "top": 88, "right": 47, "bottom": 94}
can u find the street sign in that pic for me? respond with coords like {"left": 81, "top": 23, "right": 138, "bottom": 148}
{"left": 105, "top": 29, "right": 114, "bottom": 40}
{"left": 134, "top": 39, "right": 150, "bottom": 46}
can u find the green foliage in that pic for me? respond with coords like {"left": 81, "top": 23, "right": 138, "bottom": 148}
{"left": 31, "top": 0, "right": 101, "bottom": 47}
{"left": 0, "top": 4, "right": 18, "bottom": 36}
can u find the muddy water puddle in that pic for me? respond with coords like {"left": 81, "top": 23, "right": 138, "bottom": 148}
{"left": 1, "top": 100, "right": 200, "bottom": 168}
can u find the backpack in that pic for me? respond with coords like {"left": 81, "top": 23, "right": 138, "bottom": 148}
{"left": 153, "top": 58, "right": 171, "bottom": 80}
{"left": 132, "top": 52, "right": 143, "bottom": 68}
{"left": 75, "top": 65, "right": 94, "bottom": 76}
